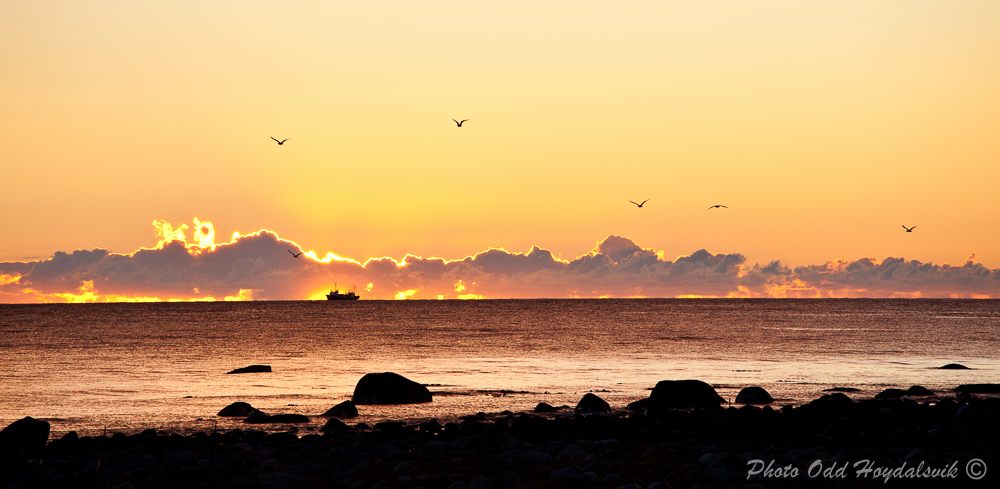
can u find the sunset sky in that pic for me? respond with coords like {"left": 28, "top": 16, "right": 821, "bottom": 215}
{"left": 2, "top": 1, "right": 999, "bottom": 301}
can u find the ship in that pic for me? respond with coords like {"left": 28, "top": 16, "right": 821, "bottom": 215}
{"left": 326, "top": 284, "right": 360, "bottom": 301}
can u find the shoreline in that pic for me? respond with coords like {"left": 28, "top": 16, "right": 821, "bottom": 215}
{"left": 3, "top": 388, "right": 998, "bottom": 488}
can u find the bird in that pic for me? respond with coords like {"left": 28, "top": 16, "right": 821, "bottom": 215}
{"left": 271, "top": 137, "right": 290, "bottom": 145}
{"left": 288, "top": 250, "right": 303, "bottom": 258}
{"left": 452, "top": 119, "right": 469, "bottom": 127}
{"left": 707, "top": 205, "right": 728, "bottom": 210}
{"left": 902, "top": 225, "right": 916, "bottom": 233}
{"left": 630, "top": 199, "right": 649, "bottom": 208}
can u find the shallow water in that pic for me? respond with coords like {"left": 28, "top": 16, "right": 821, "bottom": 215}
{"left": 2, "top": 299, "right": 998, "bottom": 438}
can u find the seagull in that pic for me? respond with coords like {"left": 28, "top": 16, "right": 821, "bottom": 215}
{"left": 271, "top": 137, "right": 290, "bottom": 145}
{"left": 630, "top": 199, "right": 649, "bottom": 208}
{"left": 707, "top": 205, "right": 728, "bottom": 210}
{"left": 453, "top": 119, "right": 469, "bottom": 127}
{"left": 902, "top": 225, "right": 916, "bottom": 233}
{"left": 288, "top": 250, "right": 303, "bottom": 258}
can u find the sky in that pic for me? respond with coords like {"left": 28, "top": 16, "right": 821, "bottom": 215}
{"left": 2, "top": 1, "right": 999, "bottom": 301}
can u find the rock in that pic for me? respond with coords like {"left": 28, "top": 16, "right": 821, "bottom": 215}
{"left": 320, "top": 417, "right": 350, "bottom": 433}
{"left": 874, "top": 388, "right": 909, "bottom": 400}
{"left": 822, "top": 387, "right": 860, "bottom": 392}
{"left": 217, "top": 402, "right": 257, "bottom": 417}
{"left": 352, "top": 372, "right": 432, "bottom": 405}
{"left": 955, "top": 384, "right": 1000, "bottom": 394}
{"left": 534, "top": 402, "right": 556, "bottom": 413}
{"left": 323, "top": 400, "right": 359, "bottom": 417}
{"left": 810, "top": 392, "right": 854, "bottom": 405}
{"left": 647, "top": 482, "right": 672, "bottom": 489}
{"left": 0, "top": 416, "right": 50, "bottom": 453}
{"left": 227, "top": 365, "right": 272, "bottom": 374}
{"left": 649, "top": 380, "right": 725, "bottom": 408}
{"left": 735, "top": 386, "right": 773, "bottom": 404}
{"left": 907, "top": 385, "right": 934, "bottom": 396}
{"left": 244, "top": 411, "right": 309, "bottom": 424}
{"left": 626, "top": 398, "right": 651, "bottom": 411}
{"left": 575, "top": 393, "right": 611, "bottom": 413}
{"left": 469, "top": 474, "right": 490, "bottom": 489}
{"left": 938, "top": 363, "right": 970, "bottom": 369}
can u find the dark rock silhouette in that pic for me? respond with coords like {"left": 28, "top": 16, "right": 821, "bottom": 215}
{"left": 626, "top": 398, "right": 651, "bottom": 412}
{"left": 244, "top": 411, "right": 309, "bottom": 424}
{"left": 874, "top": 388, "right": 909, "bottom": 400}
{"left": 351, "top": 372, "right": 432, "bottom": 405}
{"left": 575, "top": 393, "right": 611, "bottom": 413}
{"left": 533, "top": 402, "right": 556, "bottom": 413}
{"left": 735, "top": 386, "right": 773, "bottom": 404}
{"left": 322, "top": 400, "right": 359, "bottom": 418}
{"left": 822, "top": 387, "right": 861, "bottom": 392}
{"left": 939, "top": 363, "right": 971, "bottom": 369}
{"left": 956, "top": 383, "right": 1000, "bottom": 394}
{"left": 217, "top": 402, "right": 257, "bottom": 417}
{"left": 319, "top": 417, "right": 349, "bottom": 433}
{"left": 649, "top": 380, "right": 725, "bottom": 408}
{"left": 907, "top": 385, "right": 934, "bottom": 396}
{"left": 227, "top": 365, "right": 272, "bottom": 374}
{"left": 0, "top": 416, "right": 50, "bottom": 453}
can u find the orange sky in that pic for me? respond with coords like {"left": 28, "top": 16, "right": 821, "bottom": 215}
{"left": 2, "top": 1, "right": 999, "bottom": 301}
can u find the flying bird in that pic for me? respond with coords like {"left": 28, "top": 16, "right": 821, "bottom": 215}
{"left": 271, "top": 137, "right": 290, "bottom": 145}
{"left": 288, "top": 250, "right": 303, "bottom": 258}
{"left": 902, "top": 225, "right": 916, "bottom": 233}
{"left": 707, "top": 205, "right": 728, "bottom": 210}
{"left": 630, "top": 199, "right": 649, "bottom": 208}
{"left": 452, "top": 119, "right": 469, "bottom": 127}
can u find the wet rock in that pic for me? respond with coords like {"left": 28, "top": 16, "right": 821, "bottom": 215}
{"left": 320, "top": 417, "right": 350, "bottom": 434}
{"left": 227, "top": 365, "right": 272, "bottom": 374}
{"left": 0, "top": 416, "right": 50, "bottom": 453}
{"left": 575, "top": 393, "right": 611, "bottom": 413}
{"left": 352, "top": 372, "right": 432, "bottom": 405}
{"left": 874, "top": 388, "right": 909, "bottom": 400}
{"left": 534, "top": 402, "right": 556, "bottom": 413}
{"left": 735, "top": 386, "right": 773, "bottom": 404}
{"left": 938, "top": 363, "right": 970, "bottom": 369}
{"left": 955, "top": 383, "right": 1000, "bottom": 394}
{"left": 907, "top": 385, "right": 934, "bottom": 396}
{"left": 323, "top": 400, "right": 359, "bottom": 417}
{"left": 649, "top": 380, "right": 725, "bottom": 408}
{"left": 244, "top": 411, "right": 309, "bottom": 424}
{"left": 626, "top": 398, "right": 651, "bottom": 411}
{"left": 218, "top": 402, "right": 257, "bottom": 417}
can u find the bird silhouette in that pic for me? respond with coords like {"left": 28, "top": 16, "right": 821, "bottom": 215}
{"left": 288, "top": 250, "right": 303, "bottom": 258}
{"left": 453, "top": 119, "right": 469, "bottom": 127}
{"left": 271, "top": 137, "right": 290, "bottom": 145}
{"left": 630, "top": 199, "right": 649, "bottom": 208}
{"left": 707, "top": 205, "right": 728, "bottom": 210}
{"left": 902, "top": 225, "right": 916, "bottom": 233}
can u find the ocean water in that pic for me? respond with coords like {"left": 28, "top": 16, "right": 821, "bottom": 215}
{"left": 1, "top": 299, "right": 998, "bottom": 439}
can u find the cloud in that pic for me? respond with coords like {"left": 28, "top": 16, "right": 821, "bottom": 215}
{"left": 1, "top": 219, "right": 998, "bottom": 302}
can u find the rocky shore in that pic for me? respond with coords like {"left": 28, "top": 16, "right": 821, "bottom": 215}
{"left": 2, "top": 386, "right": 998, "bottom": 489}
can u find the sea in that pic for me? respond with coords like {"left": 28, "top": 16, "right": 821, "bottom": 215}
{"left": 2, "top": 299, "right": 998, "bottom": 439}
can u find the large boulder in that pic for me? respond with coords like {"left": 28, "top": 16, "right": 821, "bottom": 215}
{"left": 649, "top": 380, "right": 725, "bottom": 408}
{"left": 0, "top": 416, "right": 50, "bottom": 453}
{"left": 874, "top": 388, "right": 909, "bottom": 400}
{"left": 907, "top": 385, "right": 934, "bottom": 396}
{"left": 322, "top": 400, "right": 359, "bottom": 418}
{"left": 534, "top": 402, "right": 557, "bottom": 413}
{"left": 351, "top": 372, "right": 432, "bottom": 405}
{"left": 319, "top": 417, "right": 350, "bottom": 434}
{"left": 735, "top": 386, "right": 773, "bottom": 405}
{"left": 938, "top": 363, "right": 970, "bottom": 370}
{"left": 575, "top": 393, "right": 611, "bottom": 413}
{"left": 217, "top": 402, "right": 257, "bottom": 417}
{"left": 227, "top": 365, "right": 272, "bottom": 374}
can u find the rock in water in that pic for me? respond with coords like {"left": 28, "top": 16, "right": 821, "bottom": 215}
{"left": 874, "top": 388, "right": 909, "bottom": 400}
{"left": 907, "top": 385, "right": 934, "bottom": 396}
{"left": 955, "top": 384, "right": 1000, "bottom": 394}
{"left": 938, "top": 363, "right": 970, "bottom": 370}
{"left": 227, "top": 365, "right": 272, "bottom": 374}
{"left": 322, "top": 400, "right": 359, "bottom": 417}
{"left": 217, "top": 402, "right": 257, "bottom": 417}
{"left": 320, "top": 417, "right": 349, "bottom": 433}
{"left": 351, "top": 372, "right": 432, "bottom": 405}
{"left": 0, "top": 416, "right": 50, "bottom": 453}
{"left": 534, "top": 402, "right": 557, "bottom": 413}
{"left": 735, "top": 386, "right": 774, "bottom": 404}
{"left": 649, "top": 380, "right": 725, "bottom": 408}
{"left": 244, "top": 411, "right": 309, "bottom": 424}
{"left": 575, "top": 393, "right": 611, "bottom": 413}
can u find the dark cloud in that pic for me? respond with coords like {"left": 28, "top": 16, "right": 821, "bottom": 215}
{"left": 1, "top": 228, "right": 998, "bottom": 302}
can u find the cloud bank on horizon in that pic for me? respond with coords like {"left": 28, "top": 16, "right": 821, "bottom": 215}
{"left": 1, "top": 219, "right": 997, "bottom": 303}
